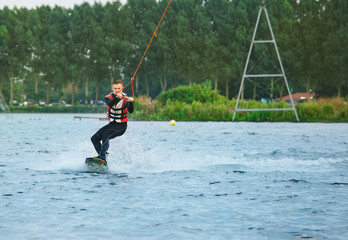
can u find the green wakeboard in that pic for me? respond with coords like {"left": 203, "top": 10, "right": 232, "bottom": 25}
{"left": 85, "top": 157, "right": 107, "bottom": 166}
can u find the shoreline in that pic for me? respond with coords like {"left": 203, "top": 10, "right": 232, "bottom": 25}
{"left": 2, "top": 104, "right": 348, "bottom": 123}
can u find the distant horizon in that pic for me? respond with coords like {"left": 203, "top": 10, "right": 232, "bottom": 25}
{"left": 0, "top": 0, "right": 127, "bottom": 9}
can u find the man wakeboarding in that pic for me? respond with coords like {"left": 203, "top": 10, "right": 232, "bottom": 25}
{"left": 88, "top": 79, "right": 134, "bottom": 165}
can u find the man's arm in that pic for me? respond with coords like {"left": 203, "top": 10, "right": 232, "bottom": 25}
{"left": 126, "top": 101, "right": 134, "bottom": 113}
{"left": 105, "top": 93, "right": 121, "bottom": 107}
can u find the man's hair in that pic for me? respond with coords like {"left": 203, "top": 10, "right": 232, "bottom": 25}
{"left": 112, "top": 79, "right": 123, "bottom": 85}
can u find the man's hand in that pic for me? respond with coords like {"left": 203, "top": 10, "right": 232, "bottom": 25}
{"left": 116, "top": 93, "right": 123, "bottom": 99}
{"left": 127, "top": 97, "right": 134, "bottom": 102}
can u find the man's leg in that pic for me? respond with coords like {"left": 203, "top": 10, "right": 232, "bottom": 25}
{"left": 99, "top": 123, "right": 127, "bottom": 158}
{"left": 91, "top": 124, "right": 109, "bottom": 155}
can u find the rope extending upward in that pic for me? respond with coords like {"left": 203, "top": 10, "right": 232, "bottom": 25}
{"left": 119, "top": 0, "right": 172, "bottom": 101}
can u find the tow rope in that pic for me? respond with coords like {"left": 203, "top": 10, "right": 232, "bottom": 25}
{"left": 118, "top": 0, "right": 172, "bottom": 101}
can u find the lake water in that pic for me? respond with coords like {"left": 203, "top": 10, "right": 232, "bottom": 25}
{"left": 1, "top": 113, "right": 347, "bottom": 240}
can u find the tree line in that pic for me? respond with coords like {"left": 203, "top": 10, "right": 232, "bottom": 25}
{"left": 0, "top": 0, "right": 347, "bottom": 105}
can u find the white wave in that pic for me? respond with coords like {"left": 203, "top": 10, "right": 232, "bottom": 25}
{"left": 107, "top": 138, "right": 347, "bottom": 173}
{"left": 38, "top": 134, "right": 347, "bottom": 174}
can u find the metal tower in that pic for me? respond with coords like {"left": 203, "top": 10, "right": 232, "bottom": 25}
{"left": 232, "top": 2, "right": 299, "bottom": 122}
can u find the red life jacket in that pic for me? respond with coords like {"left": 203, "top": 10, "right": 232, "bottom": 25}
{"left": 105, "top": 93, "right": 128, "bottom": 123}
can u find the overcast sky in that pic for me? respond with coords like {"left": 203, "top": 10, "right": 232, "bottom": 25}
{"left": 0, "top": 0, "right": 127, "bottom": 9}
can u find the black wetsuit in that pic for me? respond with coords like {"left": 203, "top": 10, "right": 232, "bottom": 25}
{"left": 91, "top": 93, "right": 134, "bottom": 157}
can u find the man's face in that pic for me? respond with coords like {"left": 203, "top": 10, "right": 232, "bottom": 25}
{"left": 112, "top": 83, "right": 123, "bottom": 95}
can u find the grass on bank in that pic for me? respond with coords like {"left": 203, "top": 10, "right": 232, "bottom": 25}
{"left": 132, "top": 96, "right": 348, "bottom": 122}
{"left": 5, "top": 82, "right": 348, "bottom": 122}
{"left": 133, "top": 83, "right": 348, "bottom": 122}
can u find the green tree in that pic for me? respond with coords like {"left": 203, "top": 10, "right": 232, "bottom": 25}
{"left": 25, "top": 8, "right": 45, "bottom": 103}
{"left": 292, "top": 0, "right": 325, "bottom": 97}
{"left": 204, "top": 0, "right": 227, "bottom": 92}
{"left": 0, "top": 7, "right": 28, "bottom": 104}
{"left": 122, "top": 0, "right": 158, "bottom": 97}
{"left": 171, "top": 0, "right": 209, "bottom": 88}
{"left": 0, "top": 24, "right": 9, "bottom": 96}
{"left": 254, "top": 0, "right": 297, "bottom": 100}
{"left": 321, "top": 0, "right": 348, "bottom": 97}
{"left": 95, "top": 1, "right": 130, "bottom": 100}
{"left": 0, "top": 0, "right": 347, "bottom": 104}
{"left": 39, "top": 6, "right": 69, "bottom": 104}
{"left": 71, "top": 3, "right": 99, "bottom": 103}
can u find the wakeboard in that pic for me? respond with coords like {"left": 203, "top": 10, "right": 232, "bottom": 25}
{"left": 85, "top": 157, "right": 108, "bottom": 173}
{"left": 85, "top": 157, "right": 107, "bottom": 167}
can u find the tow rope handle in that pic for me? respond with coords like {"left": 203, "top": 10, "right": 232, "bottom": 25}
{"left": 117, "top": 0, "right": 172, "bottom": 101}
